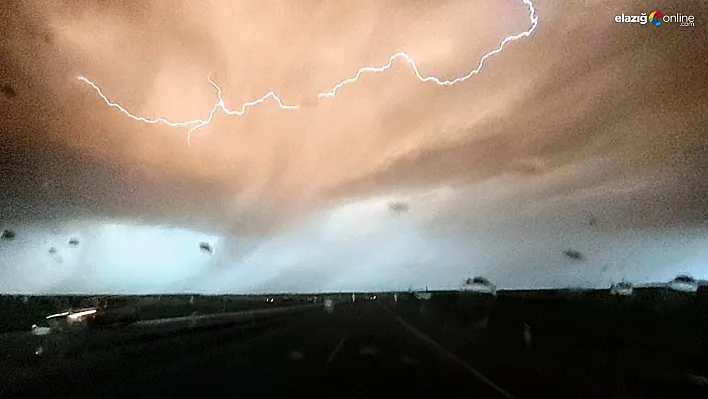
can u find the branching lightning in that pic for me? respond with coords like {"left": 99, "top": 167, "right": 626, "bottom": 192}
{"left": 78, "top": 0, "right": 538, "bottom": 145}
{"left": 77, "top": 76, "right": 298, "bottom": 143}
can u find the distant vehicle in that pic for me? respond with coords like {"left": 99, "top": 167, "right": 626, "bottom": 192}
{"left": 667, "top": 275, "right": 698, "bottom": 293}
{"left": 610, "top": 281, "right": 634, "bottom": 296}
{"left": 462, "top": 277, "right": 497, "bottom": 296}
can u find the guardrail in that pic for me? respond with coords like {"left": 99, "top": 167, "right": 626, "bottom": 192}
{"left": 130, "top": 303, "right": 323, "bottom": 332}
{"left": 3, "top": 302, "right": 333, "bottom": 360}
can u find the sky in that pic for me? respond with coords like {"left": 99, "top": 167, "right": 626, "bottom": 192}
{"left": 0, "top": 0, "right": 707, "bottom": 294}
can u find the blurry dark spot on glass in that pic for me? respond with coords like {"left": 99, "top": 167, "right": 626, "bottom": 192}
{"left": 199, "top": 242, "right": 213, "bottom": 254}
{"left": 564, "top": 249, "right": 584, "bottom": 260}
{"left": 1, "top": 84, "right": 17, "bottom": 98}
{"left": 1, "top": 229, "right": 16, "bottom": 240}
{"left": 388, "top": 202, "right": 410, "bottom": 212}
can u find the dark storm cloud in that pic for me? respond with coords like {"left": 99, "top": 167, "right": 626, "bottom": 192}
{"left": 0, "top": 131, "right": 237, "bottom": 234}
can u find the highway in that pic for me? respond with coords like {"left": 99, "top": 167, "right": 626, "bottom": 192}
{"left": 3, "top": 298, "right": 706, "bottom": 399}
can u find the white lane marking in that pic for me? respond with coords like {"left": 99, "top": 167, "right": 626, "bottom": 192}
{"left": 327, "top": 336, "right": 347, "bottom": 364}
{"left": 383, "top": 306, "right": 516, "bottom": 399}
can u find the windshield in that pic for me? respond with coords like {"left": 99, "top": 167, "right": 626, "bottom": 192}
{"left": 1, "top": 0, "right": 706, "bottom": 398}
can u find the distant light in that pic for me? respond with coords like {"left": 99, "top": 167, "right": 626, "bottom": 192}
{"left": 67, "top": 309, "right": 97, "bottom": 319}
{"left": 46, "top": 311, "right": 70, "bottom": 319}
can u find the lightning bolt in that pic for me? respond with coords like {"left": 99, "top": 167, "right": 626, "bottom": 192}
{"left": 77, "top": 75, "right": 298, "bottom": 143}
{"left": 78, "top": 0, "right": 538, "bottom": 145}
{"left": 317, "top": 0, "right": 539, "bottom": 98}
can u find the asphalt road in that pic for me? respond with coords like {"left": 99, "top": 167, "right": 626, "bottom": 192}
{"left": 4, "top": 299, "right": 706, "bottom": 399}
